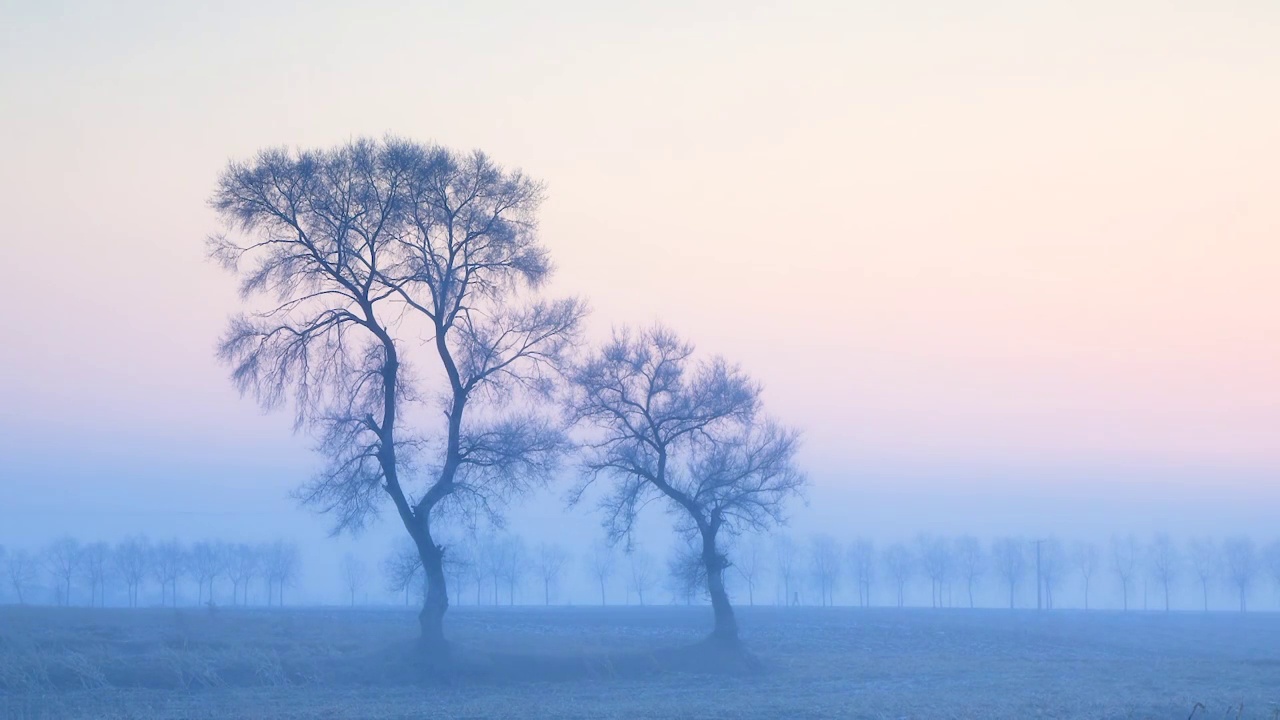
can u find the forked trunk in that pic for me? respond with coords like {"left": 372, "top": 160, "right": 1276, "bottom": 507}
{"left": 701, "top": 529, "right": 738, "bottom": 647}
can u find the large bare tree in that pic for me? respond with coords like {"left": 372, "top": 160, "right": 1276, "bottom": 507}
{"left": 569, "top": 326, "right": 804, "bottom": 646}
{"left": 211, "top": 138, "right": 584, "bottom": 651}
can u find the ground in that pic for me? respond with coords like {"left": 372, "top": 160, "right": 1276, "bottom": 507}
{"left": 1, "top": 604, "right": 1277, "bottom": 719}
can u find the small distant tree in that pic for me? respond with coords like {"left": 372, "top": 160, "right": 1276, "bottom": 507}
{"left": 189, "top": 541, "right": 223, "bottom": 605}
{"left": 917, "top": 535, "right": 952, "bottom": 609}
{"left": 443, "top": 540, "right": 473, "bottom": 607}
{"left": 586, "top": 542, "right": 615, "bottom": 606}
{"left": 151, "top": 539, "right": 187, "bottom": 607}
{"left": 1039, "top": 539, "right": 1065, "bottom": 609}
{"left": 953, "top": 536, "right": 983, "bottom": 609}
{"left": 569, "top": 326, "right": 805, "bottom": 646}
{"left": 1070, "top": 541, "right": 1100, "bottom": 610}
{"left": 991, "top": 537, "right": 1026, "bottom": 609}
{"left": 533, "top": 543, "right": 568, "bottom": 605}
{"left": 1186, "top": 538, "right": 1216, "bottom": 612}
{"left": 734, "top": 536, "right": 766, "bottom": 606}
{"left": 224, "top": 543, "right": 260, "bottom": 606}
{"left": 6, "top": 549, "right": 39, "bottom": 604}
{"left": 44, "top": 536, "right": 82, "bottom": 606}
{"left": 263, "top": 540, "right": 301, "bottom": 606}
{"left": 628, "top": 550, "right": 657, "bottom": 606}
{"left": 846, "top": 538, "right": 875, "bottom": 608}
{"left": 882, "top": 542, "right": 914, "bottom": 608}
{"left": 498, "top": 536, "right": 528, "bottom": 605}
{"left": 80, "top": 542, "right": 111, "bottom": 608}
{"left": 775, "top": 535, "right": 798, "bottom": 605}
{"left": 341, "top": 554, "right": 369, "bottom": 606}
{"left": 1222, "top": 536, "right": 1257, "bottom": 613}
{"left": 1110, "top": 534, "right": 1139, "bottom": 611}
{"left": 1147, "top": 533, "right": 1178, "bottom": 612}
{"left": 1264, "top": 540, "right": 1280, "bottom": 609}
{"left": 809, "top": 534, "right": 841, "bottom": 607}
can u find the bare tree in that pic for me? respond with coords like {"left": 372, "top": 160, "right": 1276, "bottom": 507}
{"left": 189, "top": 541, "right": 223, "bottom": 605}
{"left": 497, "top": 535, "right": 528, "bottom": 605}
{"left": 1147, "top": 533, "right": 1179, "bottom": 612}
{"left": 917, "top": 535, "right": 952, "bottom": 609}
{"left": 6, "top": 549, "right": 38, "bottom": 604}
{"left": 443, "top": 540, "right": 474, "bottom": 607}
{"left": 1264, "top": 540, "right": 1280, "bottom": 609}
{"left": 1110, "top": 534, "right": 1139, "bottom": 611}
{"left": 1186, "top": 537, "right": 1216, "bottom": 612}
{"left": 848, "top": 538, "right": 876, "bottom": 608}
{"left": 775, "top": 534, "right": 798, "bottom": 606}
{"left": 586, "top": 542, "right": 615, "bottom": 606}
{"left": 44, "top": 536, "right": 82, "bottom": 606}
{"left": 264, "top": 540, "right": 301, "bottom": 606}
{"left": 628, "top": 550, "right": 657, "bottom": 606}
{"left": 224, "top": 543, "right": 260, "bottom": 606}
{"left": 79, "top": 542, "right": 110, "bottom": 608}
{"left": 569, "top": 326, "right": 805, "bottom": 646}
{"left": 809, "top": 534, "right": 841, "bottom": 607}
{"left": 1070, "top": 541, "right": 1100, "bottom": 610}
{"left": 151, "top": 539, "right": 187, "bottom": 607}
{"left": 734, "top": 536, "right": 766, "bottom": 606}
{"left": 882, "top": 542, "right": 914, "bottom": 608}
{"left": 533, "top": 542, "right": 568, "bottom": 606}
{"left": 953, "top": 536, "right": 982, "bottom": 609}
{"left": 1039, "top": 538, "right": 1065, "bottom": 609}
{"left": 341, "top": 554, "right": 369, "bottom": 606}
{"left": 1222, "top": 536, "right": 1257, "bottom": 612}
{"left": 211, "top": 139, "right": 584, "bottom": 651}
{"left": 991, "top": 537, "right": 1026, "bottom": 609}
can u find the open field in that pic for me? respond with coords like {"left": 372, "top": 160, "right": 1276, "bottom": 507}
{"left": 1, "top": 605, "right": 1277, "bottom": 719}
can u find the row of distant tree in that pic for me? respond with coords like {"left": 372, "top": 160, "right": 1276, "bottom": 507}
{"left": 7, "top": 531, "right": 1273, "bottom": 612}
{"left": 382, "top": 532, "right": 1280, "bottom": 613}
{"left": 0, "top": 537, "right": 300, "bottom": 608}
{"left": 775, "top": 533, "right": 1280, "bottom": 613}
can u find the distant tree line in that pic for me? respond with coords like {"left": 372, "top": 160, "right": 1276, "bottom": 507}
{"left": 762, "top": 532, "right": 1280, "bottom": 613}
{"left": 0, "top": 537, "right": 300, "bottom": 608}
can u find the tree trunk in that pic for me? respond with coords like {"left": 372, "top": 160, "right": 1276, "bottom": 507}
{"left": 1202, "top": 580, "right": 1208, "bottom": 612}
{"left": 701, "top": 529, "right": 738, "bottom": 647}
{"left": 417, "top": 539, "right": 449, "bottom": 654}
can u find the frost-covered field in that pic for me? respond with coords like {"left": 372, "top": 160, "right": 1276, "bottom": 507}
{"left": 1, "top": 605, "right": 1277, "bottom": 719}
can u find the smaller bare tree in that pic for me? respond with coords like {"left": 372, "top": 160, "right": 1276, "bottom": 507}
{"left": 952, "top": 536, "right": 982, "bottom": 608}
{"left": 1110, "top": 534, "right": 1139, "bottom": 611}
{"left": 79, "top": 542, "right": 111, "bottom": 608}
{"left": 341, "top": 554, "right": 369, "bottom": 606}
{"left": 151, "top": 539, "right": 187, "bottom": 607}
{"left": 628, "top": 550, "right": 657, "bottom": 606}
{"left": 586, "top": 542, "right": 615, "bottom": 606}
{"left": 734, "top": 536, "right": 766, "bottom": 606}
{"left": 223, "top": 543, "right": 260, "bottom": 606}
{"left": 6, "top": 549, "right": 39, "bottom": 604}
{"left": 1186, "top": 538, "right": 1217, "bottom": 612}
{"left": 44, "top": 536, "right": 82, "bottom": 606}
{"left": 1147, "top": 533, "right": 1179, "bottom": 612}
{"left": 775, "top": 534, "right": 798, "bottom": 605}
{"left": 848, "top": 538, "right": 875, "bottom": 608}
{"left": 533, "top": 543, "right": 568, "bottom": 606}
{"left": 189, "top": 541, "right": 223, "bottom": 605}
{"left": 991, "top": 537, "right": 1026, "bottom": 609}
{"left": 1070, "top": 541, "right": 1100, "bottom": 610}
{"left": 1222, "top": 536, "right": 1257, "bottom": 613}
{"left": 809, "top": 534, "right": 841, "bottom": 607}
{"left": 882, "top": 542, "right": 914, "bottom": 608}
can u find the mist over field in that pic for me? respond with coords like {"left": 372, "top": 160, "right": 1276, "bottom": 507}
{"left": 2, "top": 1, "right": 1279, "bottom": 718}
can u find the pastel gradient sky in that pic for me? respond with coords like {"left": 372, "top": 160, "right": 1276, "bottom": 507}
{"left": 1, "top": 0, "right": 1277, "bottom": 594}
